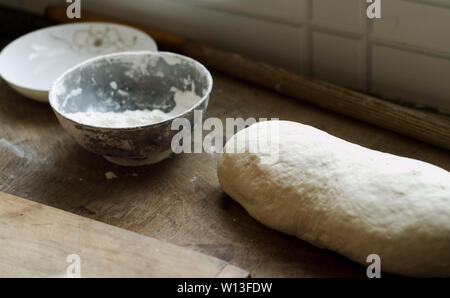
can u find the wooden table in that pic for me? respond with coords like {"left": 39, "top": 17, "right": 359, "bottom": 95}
{"left": 1, "top": 67, "right": 449, "bottom": 277}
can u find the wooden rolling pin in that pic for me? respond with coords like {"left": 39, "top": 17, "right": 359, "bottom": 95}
{"left": 46, "top": 7, "right": 450, "bottom": 150}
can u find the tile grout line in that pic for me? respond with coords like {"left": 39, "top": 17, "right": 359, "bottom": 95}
{"left": 365, "top": 1, "right": 373, "bottom": 93}
{"left": 306, "top": 0, "right": 314, "bottom": 77}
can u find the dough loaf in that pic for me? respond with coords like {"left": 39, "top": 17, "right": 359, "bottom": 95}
{"left": 217, "top": 120, "right": 450, "bottom": 277}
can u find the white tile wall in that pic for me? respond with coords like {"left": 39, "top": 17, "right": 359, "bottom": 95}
{"left": 368, "top": 0, "right": 450, "bottom": 113}
{"left": 182, "top": 0, "right": 307, "bottom": 25}
{"left": 372, "top": 0, "right": 450, "bottom": 54}
{"left": 311, "top": 0, "right": 365, "bottom": 33}
{"left": 83, "top": 0, "right": 305, "bottom": 74}
{"left": 1, "top": 0, "right": 450, "bottom": 113}
{"left": 371, "top": 45, "right": 450, "bottom": 114}
{"left": 312, "top": 32, "right": 365, "bottom": 90}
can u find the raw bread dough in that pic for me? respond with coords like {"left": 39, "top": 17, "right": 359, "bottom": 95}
{"left": 217, "top": 120, "right": 450, "bottom": 277}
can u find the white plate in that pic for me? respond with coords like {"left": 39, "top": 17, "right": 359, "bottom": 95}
{"left": 0, "top": 22, "right": 157, "bottom": 103}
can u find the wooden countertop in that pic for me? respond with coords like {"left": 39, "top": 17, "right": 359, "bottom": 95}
{"left": 1, "top": 69, "right": 449, "bottom": 277}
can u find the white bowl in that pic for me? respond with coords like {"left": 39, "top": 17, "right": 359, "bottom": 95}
{"left": 49, "top": 51, "right": 213, "bottom": 166}
{"left": 0, "top": 22, "right": 157, "bottom": 103}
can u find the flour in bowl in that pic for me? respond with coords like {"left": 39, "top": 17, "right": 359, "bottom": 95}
{"left": 63, "top": 86, "right": 202, "bottom": 128}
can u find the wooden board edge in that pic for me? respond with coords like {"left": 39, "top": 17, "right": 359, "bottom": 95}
{"left": 215, "top": 263, "right": 250, "bottom": 278}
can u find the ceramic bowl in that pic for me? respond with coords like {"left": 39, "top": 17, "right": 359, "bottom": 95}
{"left": 0, "top": 22, "right": 157, "bottom": 102}
{"left": 49, "top": 51, "right": 213, "bottom": 166}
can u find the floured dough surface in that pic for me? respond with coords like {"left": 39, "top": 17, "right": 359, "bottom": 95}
{"left": 217, "top": 120, "right": 450, "bottom": 277}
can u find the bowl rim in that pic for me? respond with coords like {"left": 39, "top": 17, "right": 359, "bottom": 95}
{"left": 0, "top": 22, "right": 158, "bottom": 94}
{"left": 48, "top": 50, "right": 213, "bottom": 131}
